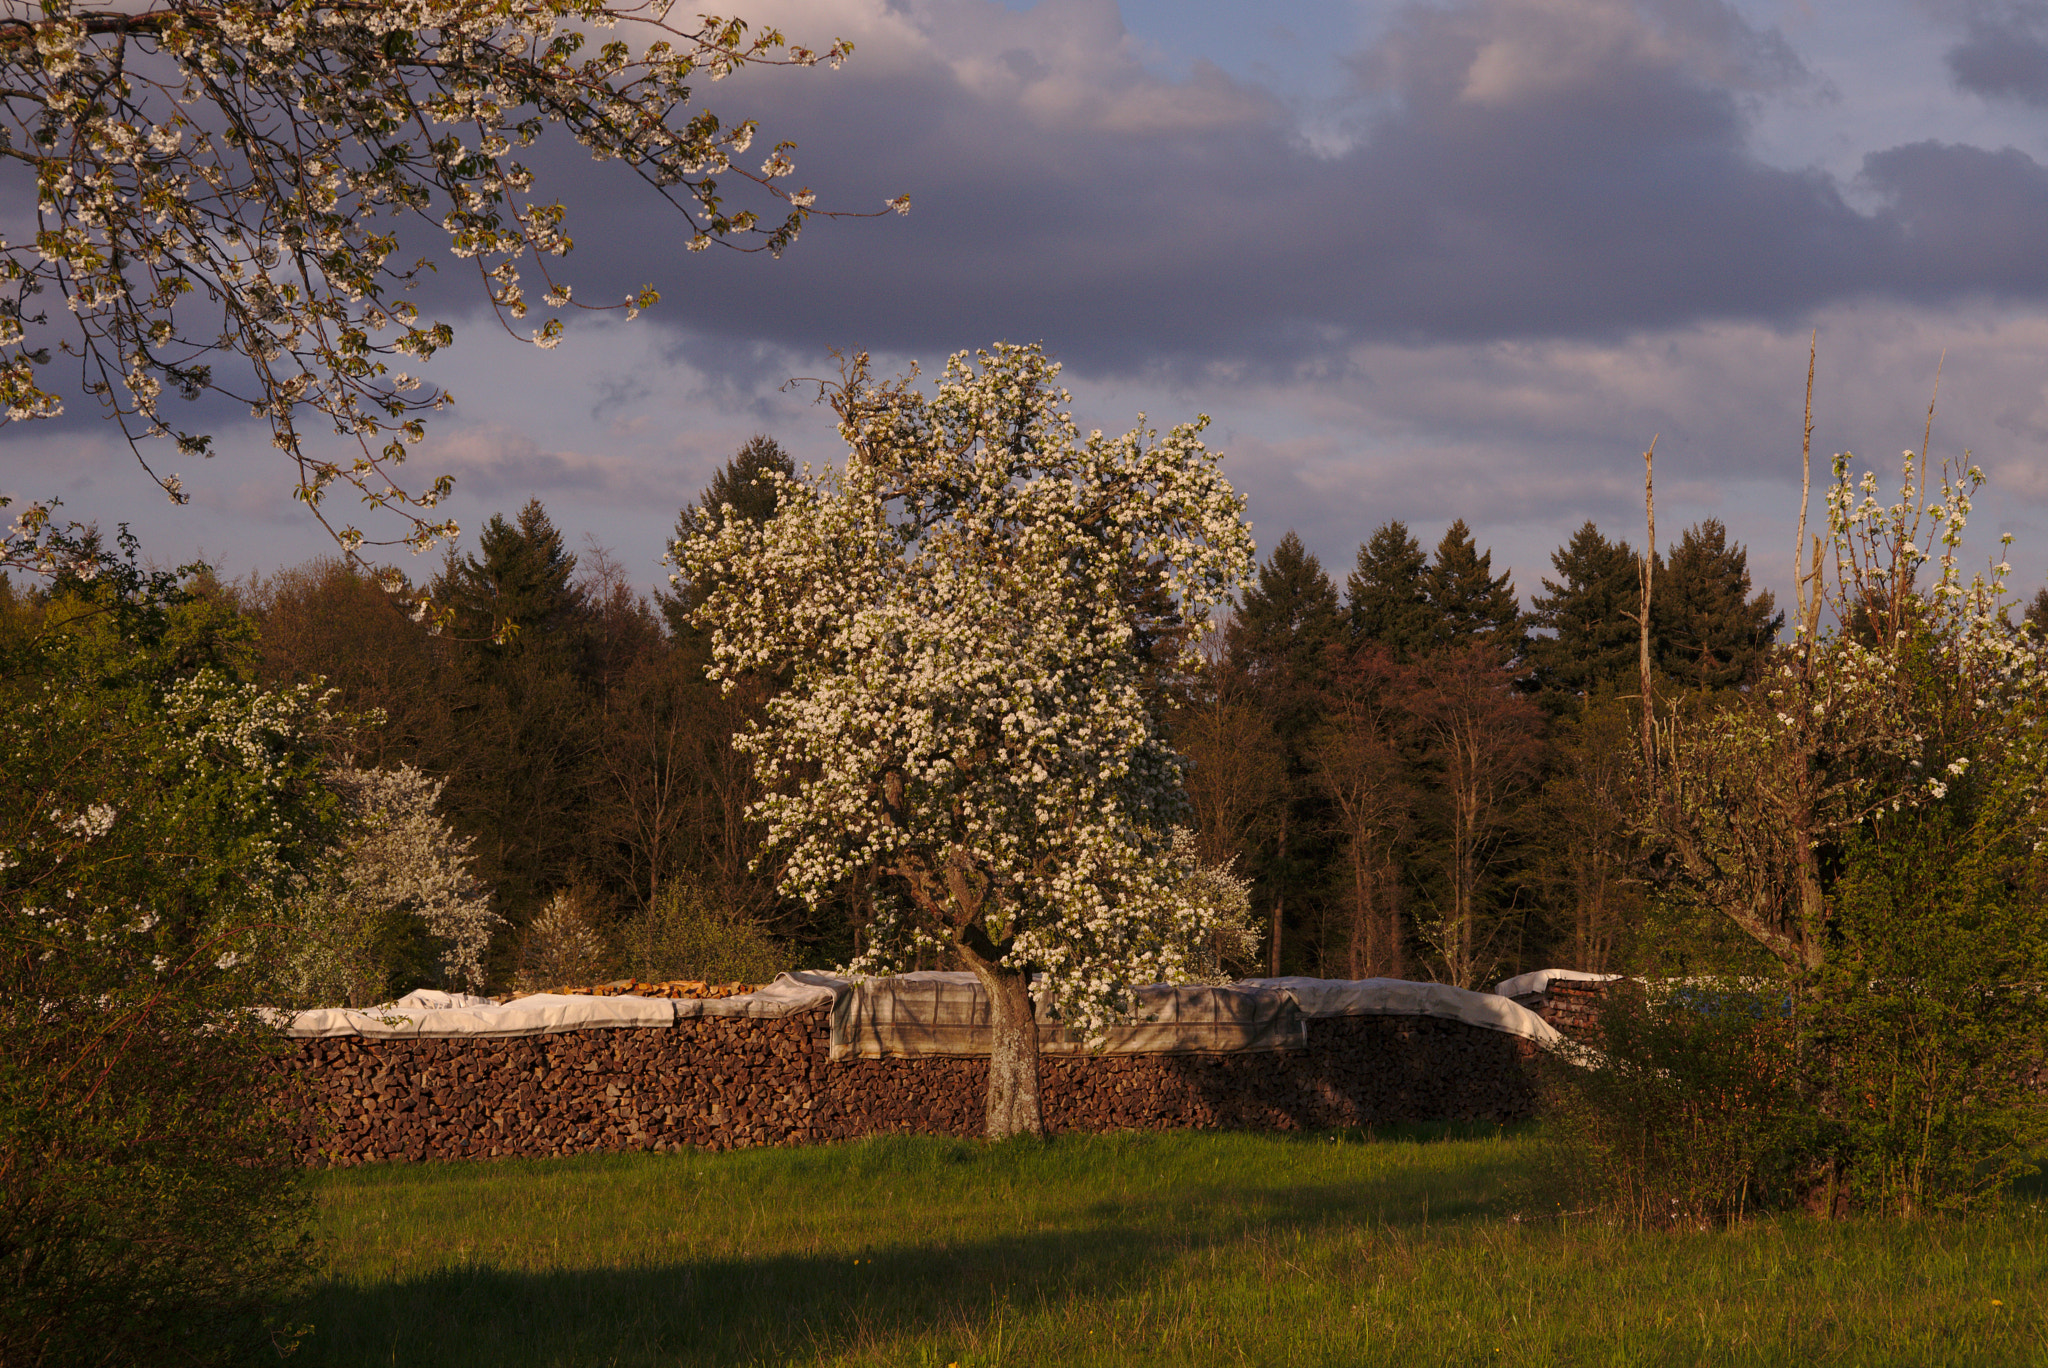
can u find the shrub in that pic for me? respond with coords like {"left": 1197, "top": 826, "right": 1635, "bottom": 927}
{"left": 283, "top": 762, "right": 502, "bottom": 1007}
{"left": 1811, "top": 809, "right": 2048, "bottom": 1216}
{"left": 1168, "top": 828, "right": 1262, "bottom": 984}
{"left": 618, "top": 878, "right": 784, "bottom": 985}
{"left": 1542, "top": 982, "right": 1805, "bottom": 1226}
{"left": 1, "top": 542, "right": 328, "bottom": 1364}
{"left": 513, "top": 887, "right": 611, "bottom": 991}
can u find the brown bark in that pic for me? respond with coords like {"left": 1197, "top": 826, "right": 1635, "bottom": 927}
{"left": 1270, "top": 811, "right": 1286, "bottom": 977}
{"left": 960, "top": 952, "right": 1043, "bottom": 1139}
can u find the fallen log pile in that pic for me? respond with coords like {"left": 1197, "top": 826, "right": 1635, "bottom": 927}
{"left": 294, "top": 1008, "right": 1541, "bottom": 1165}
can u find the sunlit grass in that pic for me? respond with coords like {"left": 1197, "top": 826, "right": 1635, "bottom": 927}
{"left": 304, "top": 1127, "right": 2048, "bottom": 1366}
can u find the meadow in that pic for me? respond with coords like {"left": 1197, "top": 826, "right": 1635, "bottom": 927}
{"left": 303, "top": 1127, "right": 2048, "bottom": 1367}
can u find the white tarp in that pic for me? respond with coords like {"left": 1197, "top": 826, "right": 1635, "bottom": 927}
{"left": 1242, "top": 976, "right": 1566, "bottom": 1048}
{"left": 1491, "top": 969, "right": 1623, "bottom": 1003}
{"left": 281, "top": 972, "right": 1566, "bottom": 1051}
{"left": 284, "top": 991, "right": 679, "bottom": 1039}
{"left": 673, "top": 971, "right": 844, "bottom": 1019}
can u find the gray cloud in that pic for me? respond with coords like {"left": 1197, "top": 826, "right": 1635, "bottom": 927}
{"left": 1938, "top": 1, "right": 2048, "bottom": 106}
{"left": 489, "top": 0, "right": 2048, "bottom": 381}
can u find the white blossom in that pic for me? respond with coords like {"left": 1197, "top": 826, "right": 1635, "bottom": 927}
{"left": 674, "top": 344, "right": 1255, "bottom": 1043}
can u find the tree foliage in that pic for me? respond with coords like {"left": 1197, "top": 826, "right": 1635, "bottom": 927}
{"left": 1654, "top": 518, "right": 1782, "bottom": 691}
{"left": 1344, "top": 520, "right": 1433, "bottom": 660}
{"left": 0, "top": 0, "right": 899, "bottom": 565}
{"left": 0, "top": 533, "right": 329, "bottom": 1364}
{"left": 1528, "top": 521, "right": 1639, "bottom": 703}
{"left": 676, "top": 343, "right": 1255, "bottom": 1137}
{"left": 1423, "top": 519, "right": 1524, "bottom": 655}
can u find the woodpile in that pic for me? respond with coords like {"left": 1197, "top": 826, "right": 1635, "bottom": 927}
{"left": 498, "top": 978, "right": 765, "bottom": 1002}
{"left": 294, "top": 1008, "right": 1541, "bottom": 1166}
{"left": 1533, "top": 981, "right": 1607, "bottom": 1040}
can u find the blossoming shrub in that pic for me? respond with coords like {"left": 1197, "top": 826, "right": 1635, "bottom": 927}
{"left": 285, "top": 762, "right": 502, "bottom": 1007}
{"left": 513, "top": 888, "right": 610, "bottom": 992}
{"left": 0, "top": 552, "right": 331, "bottom": 1364}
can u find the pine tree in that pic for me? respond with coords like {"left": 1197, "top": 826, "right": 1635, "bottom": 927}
{"left": 435, "top": 498, "right": 584, "bottom": 651}
{"left": 1654, "top": 519, "right": 1782, "bottom": 691}
{"left": 1345, "top": 521, "right": 1435, "bottom": 660}
{"left": 1423, "top": 520, "right": 1524, "bottom": 654}
{"left": 427, "top": 499, "right": 600, "bottom": 936}
{"left": 1226, "top": 531, "right": 1341, "bottom": 694}
{"left": 1527, "top": 521, "right": 1639, "bottom": 702}
{"left": 1224, "top": 531, "right": 1341, "bottom": 976}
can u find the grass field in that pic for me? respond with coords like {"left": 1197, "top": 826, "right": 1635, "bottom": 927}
{"left": 303, "top": 1127, "right": 2048, "bottom": 1367}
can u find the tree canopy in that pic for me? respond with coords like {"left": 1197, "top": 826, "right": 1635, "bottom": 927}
{"left": 675, "top": 343, "right": 1256, "bottom": 1137}
{"left": 1345, "top": 520, "right": 1433, "bottom": 660}
{"left": 1423, "top": 519, "right": 1523, "bottom": 654}
{"left": 1528, "top": 520, "right": 1640, "bottom": 701}
{"left": 0, "top": 0, "right": 899, "bottom": 570}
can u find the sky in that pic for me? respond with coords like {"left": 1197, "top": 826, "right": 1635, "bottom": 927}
{"left": 9, "top": 0, "right": 2048, "bottom": 613}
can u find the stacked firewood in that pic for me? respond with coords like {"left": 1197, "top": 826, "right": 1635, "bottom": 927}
{"left": 503, "top": 979, "right": 766, "bottom": 1002}
{"left": 293, "top": 1007, "right": 1542, "bottom": 1167}
{"left": 1535, "top": 981, "right": 1607, "bottom": 1040}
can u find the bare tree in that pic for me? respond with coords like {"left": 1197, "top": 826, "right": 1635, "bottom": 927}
{"left": 1309, "top": 644, "right": 1415, "bottom": 979}
{"left": 1408, "top": 643, "right": 1545, "bottom": 987}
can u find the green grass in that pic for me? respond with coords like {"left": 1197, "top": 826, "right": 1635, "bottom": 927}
{"left": 304, "top": 1127, "right": 2048, "bottom": 1367}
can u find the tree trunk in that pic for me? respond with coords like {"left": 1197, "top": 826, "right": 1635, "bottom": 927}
{"left": 965, "top": 957, "right": 1044, "bottom": 1139}
{"left": 1270, "top": 810, "right": 1287, "bottom": 976}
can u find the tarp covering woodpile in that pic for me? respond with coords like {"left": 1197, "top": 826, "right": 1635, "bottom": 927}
{"left": 1491, "top": 968, "right": 1623, "bottom": 1005}
{"left": 825, "top": 971, "right": 1307, "bottom": 1059}
{"left": 280, "top": 972, "right": 1564, "bottom": 1054}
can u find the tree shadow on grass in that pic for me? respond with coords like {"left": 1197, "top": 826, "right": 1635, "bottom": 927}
{"left": 299, "top": 1133, "right": 1532, "bottom": 1367}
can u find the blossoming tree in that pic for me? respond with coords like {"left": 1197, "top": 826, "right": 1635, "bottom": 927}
{"left": 675, "top": 344, "right": 1257, "bottom": 1137}
{"left": 0, "top": 0, "right": 902, "bottom": 570}
{"left": 286, "top": 761, "right": 501, "bottom": 1005}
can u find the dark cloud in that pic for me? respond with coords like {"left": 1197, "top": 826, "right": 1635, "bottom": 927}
{"left": 1939, "top": 2, "right": 2048, "bottom": 106}
{"left": 1862, "top": 141, "right": 2048, "bottom": 291}
{"left": 490, "top": 0, "right": 2048, "bottom": 379}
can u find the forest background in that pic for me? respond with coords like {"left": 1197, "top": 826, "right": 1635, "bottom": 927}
{"left": 12, "top": 430, "right": 1970, "bottom": 1003}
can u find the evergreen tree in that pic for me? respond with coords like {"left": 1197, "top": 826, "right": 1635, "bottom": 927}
{"left": 1423, "top": 519, "right": 1524, "bottom": 654}
{"left": 1224, "top": 531, "right": 1341, "bottom": 976}
{"left": 1225, "top": 531, "right": 1341, "bottom": 695}
{"left": 1527, "top": 521, "right": 1640, "bottom": 702}
{"left": 435, "top": 498, "right": 585, "bottom": 652}
{"left": 2023, "top": 587, "right": 2048, "bottom": 640}
{"left": 1654, "top": 519, "right": 1782, "bottom": 691}
{"left": 661, "top": 435, "right": 796, "bottom": 637}
{"left": 1345, "top": 520, "right": 1435, "bottom": 660}
{"left": 425, "top": 499, "right": 601, "bottom": 936}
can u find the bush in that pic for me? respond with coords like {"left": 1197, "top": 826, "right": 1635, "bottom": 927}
{"left": 617, "top": 878, "right": 784, "bottom": 985}
{"left": 1542, "top": 982, "right": 1805, "bottom": 1226}
{"left": 283, "top": 762, "right": 501, "bottom": 1007}
{"left": 1812, "top": 810, "right": 2048, "bottom": 1216}
{"left": 513, "top": 888, "right": 611, "bottom": 991}
{"left": 1, "top": 545, "right": 328, "bottom": 1364}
